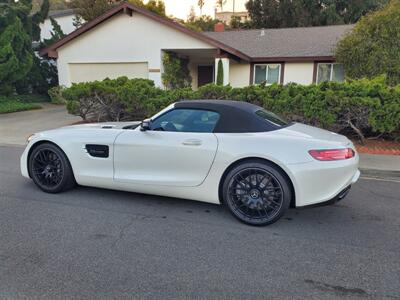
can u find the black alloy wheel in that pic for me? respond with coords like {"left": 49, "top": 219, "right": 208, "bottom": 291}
{"left": 29, "top": 143, "right": 76, "bottom": 193}
{"left": 223, "top": 161, "right": 292, "bottom": 226}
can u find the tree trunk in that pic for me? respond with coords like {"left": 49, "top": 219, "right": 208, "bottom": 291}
{"left": 348, "top": 119, "right": 366, "bottom": 145}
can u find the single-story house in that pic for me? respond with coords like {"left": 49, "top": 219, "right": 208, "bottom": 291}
{"left": 40, "top": 2, "right": 353, "bottom": 89}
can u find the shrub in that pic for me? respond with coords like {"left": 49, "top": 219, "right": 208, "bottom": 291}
{"left": 0, "top": 96, "right": 41, "bottom": 114}
{"left": 62, "top": 76, "right": 400, "bottom": 141}
{"left": 162, "top": 52, "right": 192, "bottom": 89}
{"left": 48, "top": 86, "right": 66, "bottom": 104}
{"left": 15, "top": 94, "right": 50, "bottom": 103}
{"left": 216, "top": 59, "right": 224, "bottom": 86}
{"left": 63, "top": 77, "right": 167, "bottom": 121}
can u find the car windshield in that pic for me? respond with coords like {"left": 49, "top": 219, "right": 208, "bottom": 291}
{"left": 255, "top": 109, "right": 289, "bottom": 127}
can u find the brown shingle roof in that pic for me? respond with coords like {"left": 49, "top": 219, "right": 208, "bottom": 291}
{"left": 203, "top": 25, "right": 353, "bottom": 60}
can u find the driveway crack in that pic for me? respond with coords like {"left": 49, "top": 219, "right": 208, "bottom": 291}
{"left": 111, "top": 217, "right": 135, "bottom": 249}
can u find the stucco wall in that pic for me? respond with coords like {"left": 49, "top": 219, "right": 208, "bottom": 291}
{"left": 69, "top": 62, "right": 149, "bottom": 83}
{"left": 57, "top": 13, "right": 215, "bottom": 87}
{"left": 229, "top": 63, "right": 250, "bottom": 88}
{"left": 283, "top": 62, "right": 314, "bottom": 85}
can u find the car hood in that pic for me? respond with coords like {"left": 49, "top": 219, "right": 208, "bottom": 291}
{"left": 65, "top": 121, "right": 141, "bottom": 130}
{"left": 280, "top": 123, "right": 350, "bottom": 144}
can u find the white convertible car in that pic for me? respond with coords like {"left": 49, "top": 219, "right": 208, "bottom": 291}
{"left": 21, "top": 100, "right": 360, "bottom": 225}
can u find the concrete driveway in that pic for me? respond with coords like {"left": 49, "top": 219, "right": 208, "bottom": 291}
{"left": 0, "top": 104, "right": 81, "bottom": 145}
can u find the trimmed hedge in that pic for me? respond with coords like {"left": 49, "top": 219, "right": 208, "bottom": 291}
{"left": 62, "top": 76, "right": 400, "bottom": 141}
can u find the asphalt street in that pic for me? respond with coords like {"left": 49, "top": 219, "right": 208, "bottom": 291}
{"left": 0, "top": 145, "right": 399, "bottom": 299}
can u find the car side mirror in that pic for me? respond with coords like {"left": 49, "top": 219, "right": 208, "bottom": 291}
{"left": 140, "top": 119, "right": 151, "bottom": 131}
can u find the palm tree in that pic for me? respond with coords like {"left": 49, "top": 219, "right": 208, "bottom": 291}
{"left": 198, "top": 0, "right": 205, "bottom": 16}
{"left": 216, "top": 0, "right": 227, "bottom": 12}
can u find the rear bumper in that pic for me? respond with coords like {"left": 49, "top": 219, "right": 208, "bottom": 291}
{"left": 300, "top": 184, "right": 353, "bottom": 208}
{"left": 287, "top": 156, "right": 360, "bottom": 207}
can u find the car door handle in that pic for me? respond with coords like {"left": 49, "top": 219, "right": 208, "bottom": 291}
{"left": 182, "top": 139, "right": 202, "bottom": 146}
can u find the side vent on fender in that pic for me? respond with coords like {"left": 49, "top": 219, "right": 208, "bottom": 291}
{"left": 86, "top": 144, "right": 109, "bottom": 158}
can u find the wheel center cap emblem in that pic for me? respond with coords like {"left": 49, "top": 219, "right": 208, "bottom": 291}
{"left": 250, "top": 189, "right": 260, "bottom": 199}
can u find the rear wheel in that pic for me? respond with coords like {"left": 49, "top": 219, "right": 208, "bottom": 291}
{"left": 222, "top": 160, "right": 292, "bottom": 226}
{"left": 28, "top": 143, "right": 76, "bottom": 193}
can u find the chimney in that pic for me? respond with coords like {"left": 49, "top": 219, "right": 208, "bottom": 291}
{"left": 214, "top": 22, "right": 225, "bottom": 32}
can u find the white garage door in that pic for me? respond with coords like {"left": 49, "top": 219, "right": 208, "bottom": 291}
{"left": 69, "top": 62, "right": 149, "bottom": 83}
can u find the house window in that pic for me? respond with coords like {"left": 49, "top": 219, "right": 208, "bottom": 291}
{"left": 317, "top": 63, "right": 345, "bottom": 83}
{"left": 254, "top": 64, "right": 281, "bottom": 85}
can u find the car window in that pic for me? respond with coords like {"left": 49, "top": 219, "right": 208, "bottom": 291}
{"left": 255, "top": 109, "right": 288, "bottom": 127}
{"left": 151, "top": 109, "right": 220, "bottom": 133}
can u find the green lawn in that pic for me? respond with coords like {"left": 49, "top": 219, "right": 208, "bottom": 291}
{"left": 0, "top": 94, "right": 47, "bottom": 114}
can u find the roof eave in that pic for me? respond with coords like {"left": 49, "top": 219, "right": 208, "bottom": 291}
{"left": 250, "top": 56, "right": 335, "bottom": 63}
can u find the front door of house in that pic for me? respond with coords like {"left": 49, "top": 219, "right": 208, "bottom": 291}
{"left": 198, "top": 66, "right": 214, "bottom": 87}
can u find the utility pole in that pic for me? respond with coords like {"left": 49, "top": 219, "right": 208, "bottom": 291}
{"left": 233, "top": 0, "right": 235, "bottom": 13}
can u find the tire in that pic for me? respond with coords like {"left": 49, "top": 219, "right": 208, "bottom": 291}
{"left": 222, "top": 160, "right": 292, "bottom": 226}
{"left": 28, "top": 143, "right": 76, "bottom": 193}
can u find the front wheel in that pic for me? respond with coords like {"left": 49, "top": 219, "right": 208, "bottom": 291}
{"left": 28, "top": 143, "right": 76, "bottom": 193}
{"left": 222, "top": 160, "right": 292, "bottom": 226}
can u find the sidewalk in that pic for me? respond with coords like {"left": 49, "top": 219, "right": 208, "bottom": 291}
{"left": 359, "top": 153, "right": 400, "bottom": 180}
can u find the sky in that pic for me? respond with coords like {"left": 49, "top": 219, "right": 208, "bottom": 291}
{"left": 159, "top": 0, "right": 248, "bottom": 20}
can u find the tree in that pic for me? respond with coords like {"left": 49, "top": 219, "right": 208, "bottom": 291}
{"left": 33, "top": 0, "right": 68, "bottom": 10}
{"left": 184, "top": 15, "right": 220, "bottom": 32}
{"left": 69, "top": 0, "right": 166, "bottom": 23}
{"left": 0, "top": 0, "right": 49, "bottom": 94}
{"left": 335, "top": 1, "right": 400, "bottom": 85}
{"left": 23, "top": 17, "right": 66, "bottom": 93}
{"left": 42, "top": 17, "right": 66, "bottom": 47}
{"left": 230, "top": 15, "right": 251, "bottom": 29}
{"left": 245, "top": 0, "right": 388, "bottom": 28}
{"left": 68, "top": 0, "right": 111, "bottom": 22}
{"left": 198, "top": 0, "right": 205, "bottom": 16}
{"left": 72, "top": 15, "right": 84, "bottom": 29}
{"left": 0, "top": 17, "right": 33, "bottom": 94}
{"left": 188, "top": 6, "right": 196, "bottom": 23}
{"left": 49, "top": 0, "right": 69, "bottom": 10}
{"left": 144, "top": 0, "right": 166, "bottom": 17}
{"left": 230, "top": 15, "right": 241, "bottom": 28}
{"left": 33, "top": 0, "right": 50, "bottom": 37}
{"left": 216, "top": 0, "right": 227, "bottom": 12}
{"left": 216, "top": 59, "right": 224, "bottom": 86}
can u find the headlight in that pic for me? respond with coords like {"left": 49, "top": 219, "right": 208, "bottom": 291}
{"left": 26, "top": 134, "right": 35, "bottom": 144}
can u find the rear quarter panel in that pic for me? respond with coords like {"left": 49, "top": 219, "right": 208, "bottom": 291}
{"left": 206, "top": 131, "right": 358, "bottom": 206}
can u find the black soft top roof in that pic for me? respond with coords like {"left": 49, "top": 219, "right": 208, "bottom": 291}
{"left": 174, "top": 100, "right": 280, "bottom": 133}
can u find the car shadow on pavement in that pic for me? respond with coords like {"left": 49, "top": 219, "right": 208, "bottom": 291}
{"left": 18, "top": 178, "right": 385, "bottom": 234}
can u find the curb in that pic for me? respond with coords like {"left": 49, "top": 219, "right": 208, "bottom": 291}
{"left": 356, "top": 146, "right": 400, "bottom": 156}
{"left": 360, "top": 168, "right": 400, "bottom": 181}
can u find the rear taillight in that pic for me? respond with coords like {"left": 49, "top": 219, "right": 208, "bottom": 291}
{"left": 309, "top": 148, "right": 355, "bottom": 161}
